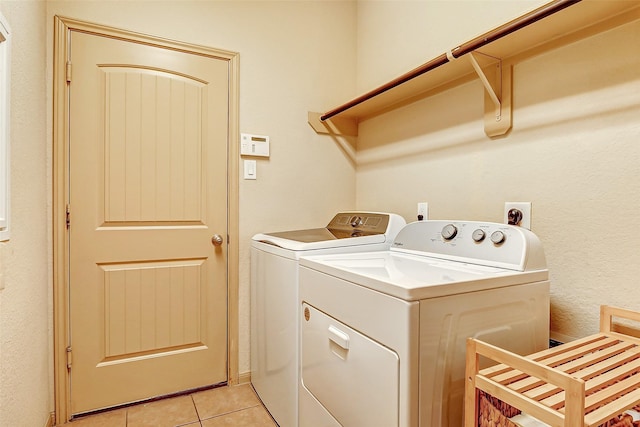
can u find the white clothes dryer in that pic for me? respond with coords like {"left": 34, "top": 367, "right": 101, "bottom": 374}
{"left": 250, "top": 212, "right": 406, "bottom": 427}
{"left": 298, "top": 220, "right": 550, "bottom": 427}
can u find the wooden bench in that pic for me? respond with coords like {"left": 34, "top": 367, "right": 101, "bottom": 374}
{"left": 465, "top": 305, "right": 640, "bottom": 427}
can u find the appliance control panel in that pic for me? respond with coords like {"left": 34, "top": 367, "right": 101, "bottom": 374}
{"left": 326, "top": 212, "right": 406, "bottom": 237}
{"left": 391, "top": 220, "right": 546, "bottom": 271}
{"left": 328, "top": 213, "right": 390, "bottom": 234}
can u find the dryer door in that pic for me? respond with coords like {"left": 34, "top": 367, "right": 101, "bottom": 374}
{"left": 300, "top": 303, "right": 399, "bottom": 426}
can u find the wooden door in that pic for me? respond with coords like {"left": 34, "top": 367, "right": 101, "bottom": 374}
{"left": 67, "top": 28, "right": 229, "bottom": 415}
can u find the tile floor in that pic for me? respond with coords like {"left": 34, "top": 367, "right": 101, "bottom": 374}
{"left": 60, "top": 384, "right": 278, "bottom": 427}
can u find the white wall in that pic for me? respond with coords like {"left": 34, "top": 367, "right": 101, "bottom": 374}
{"left": 356, "top": 0, "right": 546, "bottom": 92}
{"left": 355, "top": 1, "right": 640, "bottom": 340}
{"left": 46, "top": 0, "right": 357, "bottom": 384}
{"left": 0, "top": 1, "right": 51, "bottom": 426}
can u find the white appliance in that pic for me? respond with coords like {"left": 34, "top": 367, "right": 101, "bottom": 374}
{"left": 298, "top": 220, "right": 550, "bottom": 427}
{"left": 250, "top": 212, "right": 406, "bottom": 427}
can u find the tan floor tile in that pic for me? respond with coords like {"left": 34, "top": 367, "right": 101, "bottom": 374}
{"left": 127, "top": 395, "right": 199, "bottom": 427}
{"left": 200, "top": 406, "right": 276, "bottom": 427}
{"left": 62, "top": 408, "right": 126, "bottom": 426}
{"left": 192, "top": 384, "right": 261, "bottom": 419}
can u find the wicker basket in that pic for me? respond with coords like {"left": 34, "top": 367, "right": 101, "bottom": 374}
{"left": 477, "top": 392, "right": 519, "bottom": 427}
{"left": 477, "top": 390, "right": 640, "bottom": 427}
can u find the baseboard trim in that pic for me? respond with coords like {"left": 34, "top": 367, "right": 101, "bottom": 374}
{"left": 237, "top": 371, "right": 251, "bottom": 385}
{"left": 45, "top": 412, "right": 55, "bottom": 427}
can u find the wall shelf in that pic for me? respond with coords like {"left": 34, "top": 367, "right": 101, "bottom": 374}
{"left": 308, "top": 0, "right": 640, "bottom": 138}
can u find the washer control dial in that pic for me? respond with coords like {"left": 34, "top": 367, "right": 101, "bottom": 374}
{"left": 350, "top": 216, "right": 363, "bottom": 227}
{"left": 490, "top": 230, "right": 506, "bottom": 244}
{"left": 441, "top": 224, "right": 458, "bottom": 240}
{"left": 472, "top": 229, "right": 486, "bottom": 242}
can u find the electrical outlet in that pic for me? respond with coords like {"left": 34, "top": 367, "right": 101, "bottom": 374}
{"left": 504, "top": 202, "right": 531, "bottom": 229}
{"left": 417, "top": 202, "right": 429, "bottom": 221}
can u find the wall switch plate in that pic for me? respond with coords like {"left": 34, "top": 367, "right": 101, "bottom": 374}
{"left": 504, "top": 202, "right": 531, "bottom": 229}
{"left": 243, "top": 160, "right": 257, "bottom": 180}
{"left": 417, "top": 202, "right": 429, "bottom": 221}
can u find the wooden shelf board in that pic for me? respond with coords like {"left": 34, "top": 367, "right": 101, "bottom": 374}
{"left": 312, "top": 0, "right": 640, "bottom": 134}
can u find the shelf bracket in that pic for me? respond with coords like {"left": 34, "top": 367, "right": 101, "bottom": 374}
{"left": 308, "top": 111, "right": 358, "bottom": 137}
{"left": 468, "top": 52, "right": 512, "bottom": 137}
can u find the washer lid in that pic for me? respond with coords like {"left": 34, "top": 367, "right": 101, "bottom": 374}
{"left": 299, "top": 251, "right": 548, "bottom": 301}
{"left": 253, "top": 229, "right": 388, "bottom": 251}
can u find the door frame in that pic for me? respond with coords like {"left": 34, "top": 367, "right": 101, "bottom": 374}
{"left": 52, "top": 15, "right": 240, "bottom": 424}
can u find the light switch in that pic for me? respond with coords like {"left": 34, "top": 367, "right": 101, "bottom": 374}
{"left": 244, "top": 160, "right": 257, "bottom": 180}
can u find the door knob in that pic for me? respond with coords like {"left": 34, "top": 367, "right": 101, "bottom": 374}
{"left": 211, "top": 234, "right": 224, "bottom": 246}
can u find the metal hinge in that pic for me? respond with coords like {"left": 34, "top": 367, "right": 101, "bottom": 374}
{"left": 66, "top": 205, "right": 70, "bottom": 229}
{"left": 66, "top": 61, "right": 72, "bottom": 82}
{"left": 66, "top": 346, "right": 72, "bottom": 369}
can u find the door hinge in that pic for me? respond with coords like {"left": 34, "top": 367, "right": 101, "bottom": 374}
{"left": 66, "top": 205, "right": 70, "bottom": 229}
{"left": 66, "top": 61, "right": 72, "bottom": 82}
{"left": 66, "top": 346, "right": 72, "bottom": 369}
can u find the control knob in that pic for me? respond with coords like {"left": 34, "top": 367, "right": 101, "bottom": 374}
{"left": 472, "top": 229, "right": 486, "bottom": 242}
{"left": 350, "top": 216, "right": 363, "bottom": 227}
{"left": 441, "top": 224, "right": 458, "bottom": 240}
{"left": 490, "top": 230, "right": 506, "bottom": 244}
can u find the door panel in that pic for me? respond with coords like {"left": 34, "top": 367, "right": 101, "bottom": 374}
{"left": 68, "top": 30, "right": 229, "bottom": 414}
{"left": 103, "top": 68, "right": 205, "bottom": 223}
{"left": 101, "top": 260, "right": 204, "bottom": 359}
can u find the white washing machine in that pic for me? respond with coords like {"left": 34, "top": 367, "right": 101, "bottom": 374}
{"left": 250, "top": 212, "right": 406, "bottom": 427}
{"left": 298, "top": 220, "right": 550, "bottom": 427}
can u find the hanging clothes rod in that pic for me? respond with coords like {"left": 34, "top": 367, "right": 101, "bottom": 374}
{"left": 320, "top": 0, "right": 581, "bottom": 122}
